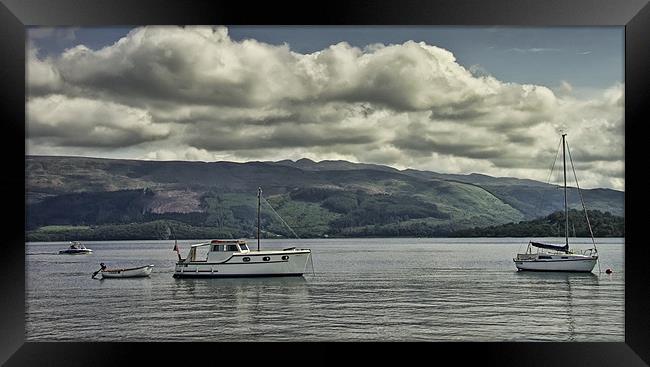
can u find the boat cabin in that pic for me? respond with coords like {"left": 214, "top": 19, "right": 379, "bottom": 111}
{"left": 69, "top": 241, "right": 86, "bottom": 250}
{"left": 515, "top": 241, "right": 596, "bottom": 261}
{"left": 183, "top": 239, "right": 250, "bottom": 263}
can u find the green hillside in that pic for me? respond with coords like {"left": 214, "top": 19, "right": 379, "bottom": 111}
{"left": 25, "top": 155, "right": 624, "bottom": 241}
{"left": 449, "top": 209, "right": 624, "bottom": 237}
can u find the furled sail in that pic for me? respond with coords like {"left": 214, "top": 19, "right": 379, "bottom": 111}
{"left": 530, "top": 241, "right": 568, "bottom": 252}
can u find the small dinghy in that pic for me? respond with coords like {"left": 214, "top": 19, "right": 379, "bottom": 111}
{"left": 59, "top": 241, "right": 92, "bottom": 254}
{"left": 93, "top": 264, "right": 154, "bottom": 279}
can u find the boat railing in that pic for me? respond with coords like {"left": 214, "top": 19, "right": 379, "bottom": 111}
{"left": 580, "top": 248, "right": 597, "bottom": 256}
{"left": 516, "top": 253, "right": 536, "bottom": 260}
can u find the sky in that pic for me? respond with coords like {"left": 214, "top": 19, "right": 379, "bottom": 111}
{"left": 26, "top": 26, "right": 624, "bottom": 190}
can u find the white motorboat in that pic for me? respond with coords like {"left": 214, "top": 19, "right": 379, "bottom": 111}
{"left": 59, "top": 241, "right": 93, "bottom": 254}
{"left": 98, "top": 264, "right": 154, "bottom": 279}
{"left": 173, "top": 187, "right": 312, "bottom": 278}
{"left": 513, "top": 133, "right": 599, "bottom": 273}
{"left": 173, "top": 240, "right": 311, "bottom": 278}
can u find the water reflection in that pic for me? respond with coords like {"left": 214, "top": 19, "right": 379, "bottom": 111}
{"left": 171, "top": 277, "right": 310, "bottom": 309}
{"left": 167, "top": 277, "right": 311, "bottom": 339}
{"left": 172, "top": 276, "right": 308, "bottom": 294}
{"left": 25, "top": 240, "right": 624, "bottom": 342}
{"left": 514, "top": 271, "right": 598, "bottom": 284}
{"left": 514, "top": 271, "right": 599, "bottom": 341}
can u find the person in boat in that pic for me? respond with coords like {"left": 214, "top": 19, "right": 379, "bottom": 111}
{"left": 70, "top": 242, "right": 78, "bottom": 249}
{"left": 92, "top": 263, "right": 108, "bottom": 279}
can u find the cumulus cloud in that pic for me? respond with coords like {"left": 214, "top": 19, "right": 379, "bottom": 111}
{"left": 26, "top": 26, "right": 624, "bottom": 190}
{"left": 144, "top": 146, "right": 229, "bottom": 162}
{"left": 28, "top": 95, "right": 171, "bottom": 147}
{"left": 27, "top": 46, "right": 64, "bottom": 95}
{"left": 557, "top": 80, "right": 573, "bottom": 96}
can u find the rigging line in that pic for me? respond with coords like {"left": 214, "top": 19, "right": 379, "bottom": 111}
{"left": 534, "top": 137, "right": 563, "bottom": 214}
{"left": 261, "top": 195, "right": 301, "bottom": 239}
{"left": 565, "top": 141, "right": 597, "bottom": 247}
{"left": 260, "top": 193, "right": 315, "bottom": 276}
{"left": 547, "top": 137, "right": 564, "bottom": 185}
{"left": 566, "top": 140, "right": 601, "bottom": 274}
{"left": 528, "top": 137, "right": 563, "bottom": 246}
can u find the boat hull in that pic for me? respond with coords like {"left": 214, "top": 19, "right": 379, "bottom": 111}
{"left": 173, "top": 250, "right": 311, "bottom": 278}
{"left": 173, "top": 273, "right": 305, "bottom": 278}
{"left": 59, "top": 249, "right": 92, "bottom": 254}
{"left": 100, "top": 265, "right": 154, "bottom": 278}
{"left": 513, "top": 257, "right": 597, "bottom": 272}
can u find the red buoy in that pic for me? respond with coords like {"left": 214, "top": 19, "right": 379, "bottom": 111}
{"left": 605, "top": 268, "right": 613, "bottom": 274}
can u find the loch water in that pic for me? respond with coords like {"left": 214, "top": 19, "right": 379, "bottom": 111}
{"left": 26, "top": 237, "right": 624, "bottom": 341}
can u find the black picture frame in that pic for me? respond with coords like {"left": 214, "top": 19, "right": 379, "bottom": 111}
{"left": 1, "top": 0, "right": 648, "bottom": 365}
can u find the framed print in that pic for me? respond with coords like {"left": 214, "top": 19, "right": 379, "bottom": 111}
{"left": 1, "top": 0, "right": 648, "bottom": 365}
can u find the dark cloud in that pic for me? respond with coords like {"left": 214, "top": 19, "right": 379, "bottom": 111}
{"left": 25, "top": 26, "right": 625, "bottom": 189}
{"left": 28, "top": 95, "right": 170, "bottom": 148}
{"left": 187, "top": 123, "right": 376, "bottom": 151}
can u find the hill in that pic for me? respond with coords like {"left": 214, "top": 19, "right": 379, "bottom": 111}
{"left": 448, "top": 209, "right": 624, "bottom": 237}
{"left": 25, "top": 155, "right": 624, "bottom": 241}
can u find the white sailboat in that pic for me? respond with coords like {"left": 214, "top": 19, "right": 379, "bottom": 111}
{"left": 513, "top": 133, "right": 599, "bottom": 273}
{"left": 173, "top": 187, "right": 312, "bottom": 278}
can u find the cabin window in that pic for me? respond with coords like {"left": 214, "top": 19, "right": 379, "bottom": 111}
{"left": 561, "top": 257, "right": 569, "bottom": 259}
{"left": 243, "top": 257, "right": 251, "bottom": 262}
{"left": 213, "top": 245, "right": 224, "bottom": 252}
{"left": 539, "top": 256, "right": 552, "bottom": 259}
{"left": 240, "top": 244, "right": 249, "bottom": 251}
{"left": 282, "top": 255, "right": 289, "bottom": 260}
{"left": 263, "top": 256, "right": 270, "bottom": 261}
{"left": 226, "top": 245, "right": 238, "bottom": 252}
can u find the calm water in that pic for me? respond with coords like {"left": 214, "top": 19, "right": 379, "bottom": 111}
{"left": 26, "top": 237, "right": 624, "bottom": 341}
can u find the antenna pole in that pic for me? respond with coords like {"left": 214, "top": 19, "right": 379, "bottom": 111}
{"left": 562, "top": 133, "right": 569, "bottom": 253}
{"left": 257, "top": 186, "right": 261, "bottom": 251}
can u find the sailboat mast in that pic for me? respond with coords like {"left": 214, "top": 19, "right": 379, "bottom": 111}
{"left": 257, "top": 187, "right": 261, "bottom": 251}
{"left": 562, "top": 133, "right": 569, "bottom": 251}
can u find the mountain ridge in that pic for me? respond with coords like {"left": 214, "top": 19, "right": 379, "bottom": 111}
{"left": 26, "top": 155, "right": 624, "bottom": 240}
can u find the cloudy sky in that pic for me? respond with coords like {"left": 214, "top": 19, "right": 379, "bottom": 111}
{"left": 26, "top": 26, "right": 624, "bottom": 190}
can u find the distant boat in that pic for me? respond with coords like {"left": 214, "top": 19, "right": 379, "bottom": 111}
{"left": 513, "top": 133, "right": 599, "bottom": 273}
{"left": 98, "top": 264, "right": 154, "bottom": 279}
{"left": 173, "top": 187, "right": 312, "bottom": 278}
{"left": 59, "top": 241, "right": 93, "bottom": 254}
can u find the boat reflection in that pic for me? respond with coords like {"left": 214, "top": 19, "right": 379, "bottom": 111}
{"left": 514, "top": 271, "right": 600, "bottom": 341}
{"left": 514, "top": 270, "right": 599, "bottom": 281}
{"left": 169, "top": 276, "right": 312, "bottom": 335}
{"left": 172, "top": 277, "right": 310, "bottom": 311}
{"left": 173, "top": 276, "right": 308, "bottom": 291}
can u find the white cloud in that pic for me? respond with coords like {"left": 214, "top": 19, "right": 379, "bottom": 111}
{"left": 26, "top": 46, "right": 64, "bottom": 95}
{"left": 26, "top": 26, "right": 625, "bottom": 190}
{"left": 27, "top": 95, "right": 171, "bottom": 148}
{"left": 144, "top": 146, "right": 228, "bottom": 162}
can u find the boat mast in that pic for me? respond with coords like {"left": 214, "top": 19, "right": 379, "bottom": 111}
{"left": 562, "top": 133, "right": 569, "bottom": 252}
{"left": 257, "top": 186, "right": 261, "bottom": 251}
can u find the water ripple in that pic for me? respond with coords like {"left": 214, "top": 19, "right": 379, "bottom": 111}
{"left": 26, "top": 238, "right": 624, "bottom": 341}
